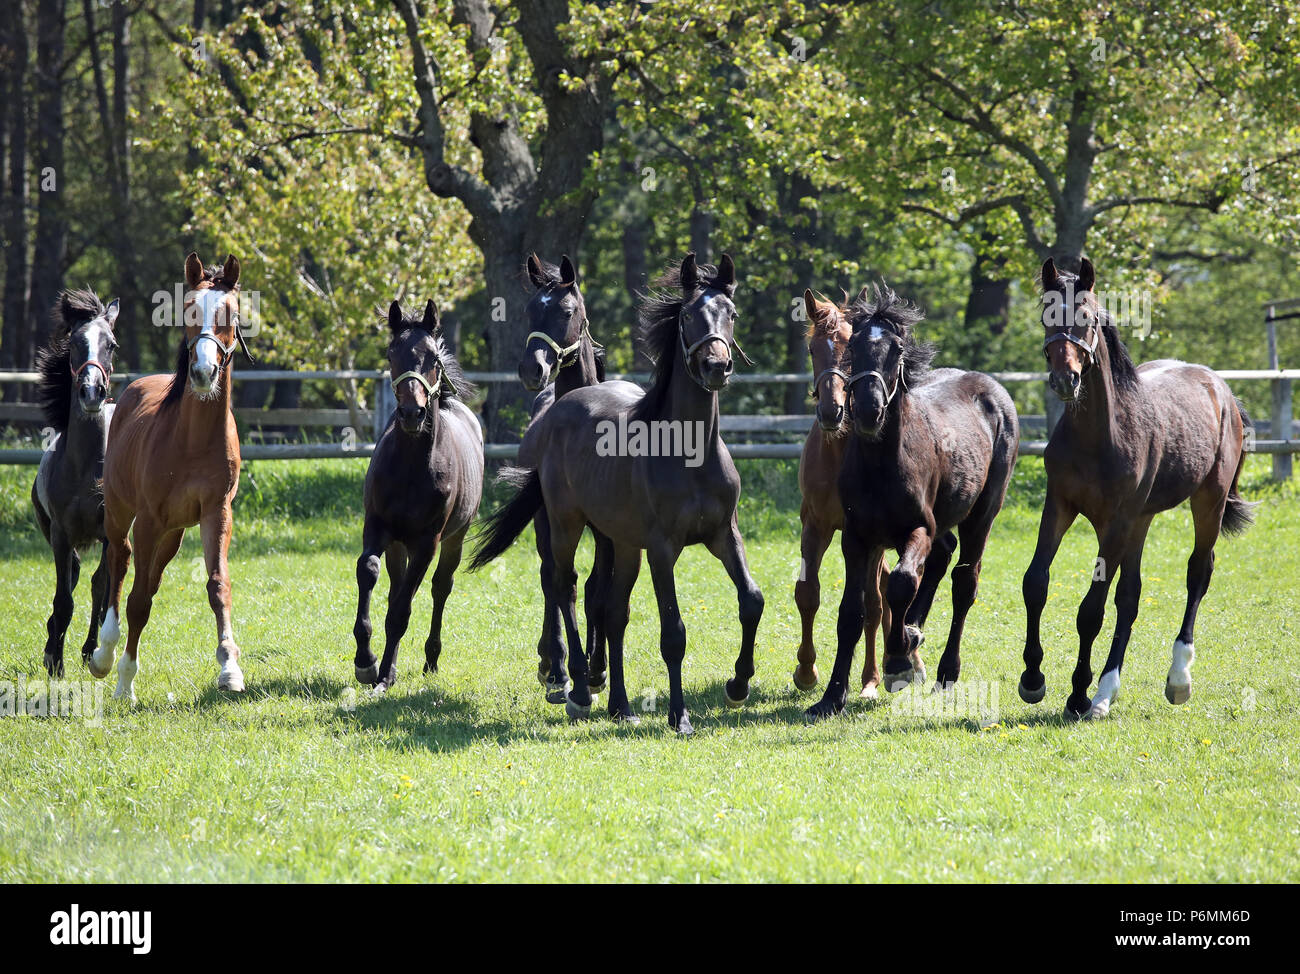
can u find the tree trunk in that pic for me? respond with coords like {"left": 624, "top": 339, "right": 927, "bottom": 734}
{"left": 1, "top": 4, "right": 30, "bottom": 393}
{"left": 783, "top": 171, "right": 818, "bottom": 414}
{"left": 964, "top": 233, "right": 1011, "bottom": 336}
{"left": 28, "top": 0, "right": 67, "bottom": 355}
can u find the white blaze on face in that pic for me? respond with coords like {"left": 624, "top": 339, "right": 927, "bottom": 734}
{"left": 190, "top": 289, "right": 229, "bottom": 383}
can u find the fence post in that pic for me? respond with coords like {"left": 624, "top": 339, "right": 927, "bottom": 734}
{"left": 374, "top": 376, "right": 395, "bottom": 441}
{"left": 1273, "top": 375, "right": 1293, "bottom": 482}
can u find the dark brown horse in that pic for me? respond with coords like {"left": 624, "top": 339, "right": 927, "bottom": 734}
{"left": 1019, "top": 258, "right": 1254, "bottom": 719}
{"left": 31, "top": 289, "right": 120, "bottom": 676}
{"left": 93, "top": 253, "right": 254, "bottom": 701}
{"left": 805, "top": 284, "right": 1019, "bottom": 721}
{"left": 516, "top": 255, "right": 639, "bottom": 703}
{"left": 472, "top": 253, "right": 763, "bottom": 735}
{"left": 353, "top": 299, "right": 483, "bottom": 692}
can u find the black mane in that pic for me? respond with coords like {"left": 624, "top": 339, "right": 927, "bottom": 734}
{"left": 1043, "top": 267, "right": 1140, "bottom": 394}
{"left": 847, "top": 282, "right": 935, "bottom": 387}
{"left": 629, "top": 262, "right": 724, "bottom": 420}
{"left": 388, "top": 308, "right": 476, "bottom": 404}
{"left": 36, "top": 288, "right": 106, "bottom": 431}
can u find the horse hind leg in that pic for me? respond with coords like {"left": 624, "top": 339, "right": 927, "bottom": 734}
{"left": 602, "top": 543, "right": 643, "bottom": 723}
{"left": 423, "top": 531, "right": 465, "bottom": 674}
{"left": 585, "top": 528, "right": 614, "bottom": 693}
{"left": 375, "top": 539, "right": 435, "bottom": 692}
{"left": 533, "top": 508, "right": 568, "bottom": 703}
{"left": 116, "top": 523, "right": 182, "bottom": 704}
{"left": 81, "top": 541, "right": 109, "bottom": 665}
{"left": 902, "top": 529, "right": 957, "bottom": 673}
{"left": 1167, "top": 489, "right": 1226, "bottom": 705}
{"left": 42, "top": 529, "right": 79, "bottom": 677}
{"left": 708, "top": 521, "right": 764, "bottom": 708}
{"left": 1087, "top": 522, "right": 1151, "bottom": 720}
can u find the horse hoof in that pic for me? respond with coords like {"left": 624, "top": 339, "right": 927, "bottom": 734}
{"left": 588, "top": 671, "right": 608, "bottom": 693}
{"left": 792, "top": 666, "right": 819, "bottom": 692}
{"left": 724, "top": 679, "right": 748, "bottom": 708}
{"left": 859, "top": 683, "right": 879, "bottom": 702}
{"left": 1018, "top": 674, "right": 1047, "bottom": 704}
{"left": 564, "top": 691, "right": 592, "bottom": 720}
{"left": 804, "top": 697, "right": 844, "bottom": 723}
{"left": 112, "top": 687, "right": 136, "bottom": 705}
{"left": 545, "top": 679, "right": 571, "bottom": 705}
{"left": 1063, "top": 698, "right": 1091, "bottom": 722}
{"left": 884, "top": 668, "right": 919, "bottom": 693}
{"left": 44, "top": 653, "right": 63, "bottom": 678}
{"left": 355, "top": 663, "right": 378, "bottom": 686}
{"left": 422, "top": 661, "right": 437, "bottom": 675}
{"left": 670, "top": 713, "right": 694, "bottom": 736}
{"left": 1086, "top": 699, "right": 1112, "bottom": 720}
{"left": 218, "top": 667, "right": 245, "bottom": 693}
{"left": 612, "top": 711, "right": 641, "bottom": 727}
{"left": 87, "top": 646, "right": 114, "bottom": 680}
{"left": 1165, "top": 680, "right": 1191, "bottom": 705}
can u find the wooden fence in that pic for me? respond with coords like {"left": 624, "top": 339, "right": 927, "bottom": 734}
{"left": 1, "top": 368, "right": 1297, "bottom": 478}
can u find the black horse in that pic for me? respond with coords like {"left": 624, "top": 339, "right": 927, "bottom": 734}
{"left": 353, "top": 299, "right": 483, "bottom": 692}
{"left": 516, "top": 255, "right": 640, "bottom": 703}
{"left": 473, "top": 253, "right": 764, "bottom": 735}
{"left": 31, "top": 288, "right": 120, "bottom": 676}
{"left": 805, "top": 284, "right": 1019, "bottom": 721}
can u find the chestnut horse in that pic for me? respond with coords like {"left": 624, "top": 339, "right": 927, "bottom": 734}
{"left": 796, "top": 290, "right": 959, "bottom": 698}
{"left": 91, "top": 253, "right": 253, "bottom": 701}
{"left": 31, "top": 289, "right": 120, "bottom": 676}
{"left": 1019, "top": 258, "right": 1255, "bottom": 720}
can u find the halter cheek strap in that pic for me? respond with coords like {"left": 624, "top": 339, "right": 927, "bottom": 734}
{"left": 678, "top": 315, "right": 755, "bottom": 391}
{"left": 845, "top": 361, "right": 906, "bottom": 412}
{"left": 391, "top": 369, "right": 443, "bottom": 400}
{"left": 811, "top": 366, "right": 850, "bottom": 401}
{"left": 1042, "top": 328, "right": 1098, "bottom": 371}
{"left": 525, "top": 320, "right": 600, "bottom": 385}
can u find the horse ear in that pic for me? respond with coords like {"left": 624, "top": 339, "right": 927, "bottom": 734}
{"left": 710, "top": 253, "right": 736, "bottom": 296}
{"left": 185, "top": 252, "right": 204, "bottom": 289}
{"left": 103, "top": 298, "right": 120, "bottom": 330}
{"left": 1041, "top": 258, "right": 1060, "bottom": 291}
{"left": 222, "top": 254, "right": 241, "bottom": 288}
{"left": 803, "top": 288, "right": 819, "bottom": 323}
{"left": 388, "top": 300, "right": 404, "bottom": 334}
{"left": 526, "top": 253, "right": 547, "bottom": 290}
{"left": 422, "top": 299, "right": 440, "bottom": 335}
{"left": 680, "top": 252, "right": 700, "bottom": 292}
{"left": 559, "top": 254, "right": 577, "bottom": 287}
{"left": 1078, "top": 257, "right": 1095, "bottom": 293}
{"left": 856, "top": 285, "right": 871, "bottom": 305}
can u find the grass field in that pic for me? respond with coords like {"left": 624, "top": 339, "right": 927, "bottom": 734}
{"left": 0, "top": 453, "right": 1297, "bottom": 882}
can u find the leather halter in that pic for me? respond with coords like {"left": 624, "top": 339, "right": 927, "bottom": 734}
{"left": 1042, "top": 326, "right": 1099, "bottom": 372}
{"left": 811, "top": 366, "right": 850, "bottom": 401}
{"left": 845, "top": 360, "right": 906, "bottom": 415}
{"left": 70, "top": 356, "right": 111, "bottom": 383}
{"left": 188, "top": 331, "right": 240, "bottom": 364}
{"left": 525, "top": 319, "right": 599, "bottom": 385}
{"left": 678, "top": 300, "right": 754, "bottom": 391}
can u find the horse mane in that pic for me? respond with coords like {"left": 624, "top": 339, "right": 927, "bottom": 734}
{"left": 1042, "top": 267, "right": 1140, "bottom": 395}
{"left": 389, "top": 308, "right": 477, "bottom": 404}
{"left": 847, "top": 282, "right": 935, "bottom": 386}
{"left": 805, "top": 292, "right": 848, "bottom": 339}
{"left": 630, "top": 262, "right": 721, "bottom": 421}
{"left": 36, "top": 288, "right": 106, "bottom": 431}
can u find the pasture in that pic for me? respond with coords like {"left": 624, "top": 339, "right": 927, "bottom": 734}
{"left": 0, "top": 455, "right": 1296, "bottom": 883}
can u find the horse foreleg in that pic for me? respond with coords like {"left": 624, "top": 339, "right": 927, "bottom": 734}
{"left": 585, "top": 528, "right": 614, "bottom": 694}
{"left": 90, "top": 510, "right": 131, "bottom": 680}
{"left": 352, "top": 517, "right": 390, "bottom": 686}
{"left": 882, "top": 528, "right": 933, "bottom": 691}
{"left": 793, "top": 515, "right": 833, "bottom": 692}
{"left": 646, "top": 541, "right": 690, "bottom": 734}
{"left": 1089, "top": 519, "right": 1152, "bottom": 719}
{"left": 860, "top": 555, "right": 888, "bottom": 700}
{"left": 602, "top": 543, "right": 642, "bottom": 723}
{"left": 424, "top": 531, "right": 465, "bottom": 674}
{"left": 548, "top": 515, "right": 591, "bottom": 717}
{"left": 42, "top": 528, "right": 78, "bottom": 677}
{"left": 533, "top": 508, "right": 568, "bottom": 703}
{"left": 1066, "top": 523, "right": 1131, "bottom": 720}
{"left": 117, "top": 520, "right": 182, "bottom": 703}
{"left": 200, "top": 504, "right": 241, "bottom": 692}
{"left": 903, "top": 529, "right": 957, "bottom": 659}
{"left": 1019, "top": 494, "right": 1077, "bottom": 704}
{"left": 805, "top": 530, "right": 875, "bottom": 721}
{"left": 80, "top": 541, "right": 109, "bottom": 665}
{"left": 708, "top": 520, "right": 764, "bottom": 708}
{"left": 375, "top": 538, "right": 434, "bottom": 692}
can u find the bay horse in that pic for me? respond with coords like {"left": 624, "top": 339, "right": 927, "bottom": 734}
{"left": 805, "top": 283, "right": 1019, "bottom": 722}
{"left": 353, "top": 299, "right": 483, "bottom": 692}
{"left": 91, "top": 253, "right": 254, "bottom": 702}
{"left": 796, "top": 289, "right": 960, "bottom": 698}
{"left": 516, "top": 255, "right": 639, "bottom": 703}
{"left": 1019, "top": 258, "right": 1254, "bottom": 720}
{"left": 472, "top": 253, "right": 764, "bottom": 735}
{"left": 31, "top": 288, "right": 120, "bottom": 676}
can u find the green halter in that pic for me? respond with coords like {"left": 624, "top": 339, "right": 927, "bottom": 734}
{"left": 391, "top": 362, "right": 457, "bottom": 400}
{"left": 524, "top": 320, "right": 600, "bottom": 384}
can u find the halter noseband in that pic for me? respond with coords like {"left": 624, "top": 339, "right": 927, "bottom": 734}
{"left": 810, "top": 366, "right": 850, "bottom": 401}
{"left": 391, "top": 366, "right": 450, "bottom": 401}
{"left": 1042, "top": 327, "right": 1098, "bottom": 372}
{"left": 71, "top": 357, "right": 111, "bottom": 383}
{"left": 678, "top": 303, "right": 754, "bottom": 391}
{"left": 188, "top": 332, "right": 240, "bottom": 364}
{"left": 845, "top": 360, "right": 907, "bottom": 415}
{"left": 525, "top": 319, "right": 600, "bottom": 385}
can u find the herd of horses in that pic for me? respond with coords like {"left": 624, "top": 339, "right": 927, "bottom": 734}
{"left": 27, "top": 249, "right": 1255, "bottom": 733}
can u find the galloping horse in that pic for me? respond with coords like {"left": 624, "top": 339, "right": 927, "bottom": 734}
{"left": 516, "top": 255, "right": 639, "bottom": 702}
{"left": 805, "top": 284, "right": 1018, "bottom": 722}
{"left": 31, "top": 289, "right": 120, "bottom": 676}
{"left": 473, "top": 253, "right": 764, "bottom": 735}
{"left": 1019, "top": 258, "right": 1254, "bottom": 720}
{"left": 353, "top": 299, "right": 483, "bottom": 692}
{"left": 795, "top": 289, "right": 960, "bottom": 698}
{"left": 91, "top": 253, "right": 253, "bottom": 701}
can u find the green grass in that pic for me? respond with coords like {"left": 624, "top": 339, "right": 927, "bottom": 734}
{"left": 0, "top": 455, "right": 1297, "bottom": 882}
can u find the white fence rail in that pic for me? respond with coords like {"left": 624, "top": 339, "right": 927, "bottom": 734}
{"left": 1, "top": 368, "right": 1296, "bottom": 477}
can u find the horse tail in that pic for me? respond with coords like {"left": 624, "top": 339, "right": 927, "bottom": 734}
{"left": 468, "top": 466, "right": 544, "bottom": 570}
{"left": 1222, "top": 398, "right": 1258, "bottom": 538}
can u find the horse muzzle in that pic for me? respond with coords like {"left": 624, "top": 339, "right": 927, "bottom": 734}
{"left": 78, "top": 380, "right": 108, "bottom": 415}
{"left": 518, "top": 353, "right": 549, "bottom": 392}
{"left": 1049, "top": 369, "right": 1082, "bottom": 403}
{"left": 817, "top": 402, "right": 844, "bottom": 433}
